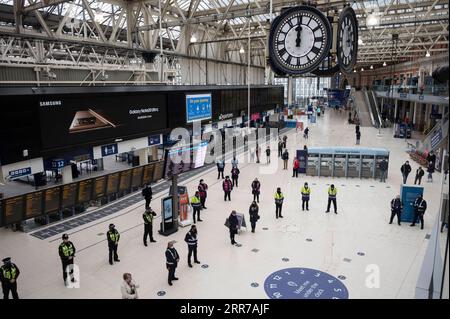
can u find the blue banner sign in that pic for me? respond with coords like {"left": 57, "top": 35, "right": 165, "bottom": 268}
{"left": 101, "top": 143, "right": 118, "bottom": 157}
{"left": 148, "top": 134, "right": 161, "bottom": 146}
{"left": 296, "top": 150, "right": 308, "bottom": 174}
{"left": 186, "top": 93, "right": 212, "bottom": 123}
{"left": 9, "top": 167, "right": 32, "bottom": 179}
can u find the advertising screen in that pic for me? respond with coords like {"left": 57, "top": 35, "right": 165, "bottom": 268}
{"left": 61, "top": 183, "right": 77, "bottom": 208}
{"left": 25, "top": 191, "right": 43, "bottom": 219}
{"left": 186, "top": 94, "right": 212, "bottom": 123}
{"left": 162, "top": 197, "right": 173, "bottom": 220}
{"left": 142, "top": 164, "right": 154, "bottom": 185}
{"left": 44, "top": 187, "right": 61, "bottom": 213}
{"left": 106, "top": 172, "right": 120, "bottom": 195}
{"left": 38, "top": 93, "right": 167, "bottom": 149}
{"left": 119, "top": 170, "right": 132, "bottom": 192}
{"left": 93, "top": 176, "right": 107, "bottom": 199}
{"left": 131, "top": 166, "right": 144, "bottom": 188}
{"left": 4, "top": 196, "right": 24, "bottom": 224}
{"left": 78, "top": 179, "right": 93, "bottom": 203}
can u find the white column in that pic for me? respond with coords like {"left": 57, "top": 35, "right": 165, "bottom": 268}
{"left": 62, "top": 165, "right": 73, "bottom": 184}
{"left": 137, "top": 148, "right": 149, "bottom": 166}
{"left": 412, "top": 101, "right": 417, "bottom": 127}
{"left": 287, "top": 76, "right": 293, "bottom": 106}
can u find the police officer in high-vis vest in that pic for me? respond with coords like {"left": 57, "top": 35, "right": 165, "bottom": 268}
{"left": 190, "top": 191, "right": 203, "bottom": 223}
{"left": 326, "top": 184, "right": 338, "bottom": 214}
{"left": 274, "top": 187, "right": 284, "bottom": 218}
{"left": 301, "top": 182, "right": 311, "bottom": 211}
{"left": 107, "top": 224, "right": 120, "bottom": 265}
{"left": 58, "top": 234, "right": 76, "bottom": 285}
{"left": 143, "top": 208, "right": 157, "bottom": 246}
{"left": 0, "top": 257, "right": 20, "bottom": 299}
{"left": 185, "top": 225, "right": 200, "bottom": 268}
{"left": 165, "top": 241, "right": 180, "bottom": 286}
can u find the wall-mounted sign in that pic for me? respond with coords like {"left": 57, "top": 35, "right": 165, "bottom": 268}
{"left": 399, "top": 93, "right": 407, "bottom": 98}
{"left": 431, "top": 127, "right": 443, "bottom": 150}
{"left": 51, "top": 159, "right": 65, "bottom": 169}
{"left": 186, "top": 93, "right": 212, "bottom": 123}
{"left": 419, "top": 95, "right": 424, "bottom": 100}
{"left": 8, "top": 167, "right": 32, "bottom": 180}
{"left": 148, "top": 134, "right": 162, "bottom": 146}
{"left": 101, "top": 143, "right": 118, "bottom": 157}
{"left": 218, "top": 113, "right": 233, "bottom": 121}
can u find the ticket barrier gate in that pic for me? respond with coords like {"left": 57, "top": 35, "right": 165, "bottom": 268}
{"left": 347, "top": 155, "right": 361, "bottom": 178}
{"left": 319, "top": 156, "right": 332, "bottom": 177}
{"left": 361, "top": 155, "right": 375, "bottom": 178}
{"left": 333, "top": 155, "right": 346, "bottom": 177}
{"left": 307, "top": 154, "right": 319, "bottom": 176}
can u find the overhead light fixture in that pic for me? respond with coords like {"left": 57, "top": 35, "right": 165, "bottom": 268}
{"left": 239, "top": 47, "right": 245, "bottom": 54}
{"left": 353, "top": 69, "right": 357, "bottom": 73}
{"left": 370, "top": 65, "right": 373, "bottom": 69}
{"left": 361, "top": 67, "right": 364, "bottom": 71}
{"left": 358, "top": 38, "right": 364, "bottom": 45}
{"left": 425, "top": 51, "right": 430, "bottom": 57}
{"left": 190, "top": 34, "right": 197, "bottom": 43}
{"left": 366, "top": 12, "right": 380, "bottom": 27}
{"left": 383, "top": 61, "right": 387, "bottom": 67}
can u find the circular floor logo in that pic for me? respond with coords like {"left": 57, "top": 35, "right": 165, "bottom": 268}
{"left": 264, "top": 268, "right": 349, "bottom": 299}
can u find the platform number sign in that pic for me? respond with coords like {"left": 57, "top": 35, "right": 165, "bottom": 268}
{"left": 264, "top": 268, "right": 349, "bottom": 299}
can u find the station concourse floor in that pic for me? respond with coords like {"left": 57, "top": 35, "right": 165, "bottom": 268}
{"left": 0, "top": 109, "right": 444, "bottom": 299}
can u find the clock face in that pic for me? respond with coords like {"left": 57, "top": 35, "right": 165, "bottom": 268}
{"left": 337, "top": 6, "right": 358, "bottom": 73}
{"left": 264, "top": 267, "right": 349, "bottom": 299}
{"left": 269, "top": 6, "right": 332, "bottom": 75}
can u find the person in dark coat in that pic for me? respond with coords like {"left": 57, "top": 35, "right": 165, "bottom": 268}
{"left": 410, "top": 194, "right": 427, "bottom": 229}
{"left": 143, "top": 208, "right": 157, "bottom": 245}
{"left": 58, "top": 233, "right": 76, "bottom": 285}
{"left": 198, "top": 179, "right": 208, "bottom": 209}
{"left": 389, "top": 195, "right": 403, "bottom": 225}
{"left": 303, "top": 127, "right": 309, "bottom": 139}
{"left": 400, "top": 161, "right": 412, "bottom": 184}
{"left": 414, "top": 167, "right": 425, "bottom": 185}
{"left": 266, "top": 146, "right": 271, "bottom": 164}
{"left": 216, "top": 159, "right": 225, "bottom": 179}
{"left": 184, "top": 225, "right": 200, "bottom": 268}
{"left": 278, "top": 140, "right": 283, "bottom": 157}
{"left": 107, "top": 224, "right": 120, "bottom": 265}
{"left": 1, "top": 257, "right": 20, "bottom": 299}
{"left": 165, "top": 241, "right": 180, "bottom": 286}
{"left": 356, "top": 130, "right": 361, "bottom": 145}
{"left": 427, "top": 151, "right": 436, "bottom": 167}
{"left": 228, "top": 210, "right": 239, "bottom": 245}
{"left": 222, "top": 176, "right": 233, "bottom": 201}
{"left": 142, "top": 184, "right": 153, "bottom": 209}
{"left": 251, "top": 178, "right": 261, "bottom": 203}
{"left": 427, "top": 161, "right": 435, "bottom": 182}
{"left": 231, "top": 167, "right": 240, "bottom": 187}
{"left": 282, "top": 149, "right": 289, "bottom": 170}
{"left": 249, "top": 201, "right": 260, "bottom": 233}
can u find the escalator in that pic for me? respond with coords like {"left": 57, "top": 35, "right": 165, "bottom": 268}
{"left": 366, "top": 89, "right": 383, "bottom": 128}
{"left": 352, "top": 90, "right": 373, "bottom": 127}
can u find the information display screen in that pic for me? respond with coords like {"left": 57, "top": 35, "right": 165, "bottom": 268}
{"left": 192, "top": 141, "right": 208, "bottom": 168}
{"left": 164, "top": 142, "right": 208, "bottom": 179}
{"left": 106, "top": 172, "right": 120, "bottom": 195}
{"left": 61, "top": 183, "right": 77, "bottom": 208}
{"left": 131, "top": 167, "right": 144, "bottom": 188}
{"left": 93, "top": 176, "right": 107, "bottom": 199}
{"left": 142, "top": 164, "right": 154, "bottom": 185}
{"left": 4, "top": 196, "right": 24, "bottom": 224}
{"left": 162, "top": 197, "right": 173, "bottom": 220}
{"left": 119, "top": 170, "right": 132, "bottom": 192}
{"left": 25, "top": 191, "right": 43, "bottom": 219}
{"left": 186, "top": 93, "right": 212, "bottom": 123}
{"left": 44, "top": 187, "right": 61, "bottom": 213}
{"left": 77, "top": 179, "right": 93, "bottom": 203}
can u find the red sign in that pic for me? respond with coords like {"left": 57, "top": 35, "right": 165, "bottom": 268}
{"left": 251, "top": 113, "right": 260, "bottom": 121}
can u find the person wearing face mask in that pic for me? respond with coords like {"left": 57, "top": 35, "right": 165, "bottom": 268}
{"left": 0, "top": 257, "right": 20, "bottom": 299}
{"left": 165, "top": 241, "right": 180, "bottom": 286}
{"left": 198, "top": 179, "right": 208, "bottom": 209}
{"left": 389, "top": 195, "right": 403, "bottom": 225}
{"left": 249, "top": 201, "right": 260, "bottom": 233}
{"left": 274, "top": 187, "right": 285, "bottom": 219}
{"left": 251, "top": 178, "right": 261, "bottom": 203}
{"left": 121, "top": 273, "right": 139, "bottom": 299}
{"left": 58, "top": 233, "right": 76, "bottom": 285}
{"left": 411, "top": 194, "right": 427, "bottom": 229}
{"left": 228, "top": 210, "right": 239, "bottom": 245}
{"left": 223, "top": 176, "right": 233, "bottom": 201}
{"left": 185, "top": 225, "right": 200, "bottom": 268}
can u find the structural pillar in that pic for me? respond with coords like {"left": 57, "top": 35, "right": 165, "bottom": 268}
{"left": 62, "top": 165, "right": 73, "bottom": 184}
{"left": 287, "top": 76, "right": 293, "bottom": 106}
{"left": 412, "top": 101, "right": 417, "bottom": 129}
{"left": 137, "top": 148, "right": 149, "bottom": 166}
{"left": 150, "top": 146, "right": 158, "bottom": 161}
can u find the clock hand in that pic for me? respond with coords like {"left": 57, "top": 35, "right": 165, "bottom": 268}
{"left": 295, "top": 25, "right": 302, "bottom": 47}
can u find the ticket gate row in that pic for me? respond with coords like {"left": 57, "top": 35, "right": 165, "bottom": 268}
{"left": 306, "top": 147, "right": 389, "bottom": 179}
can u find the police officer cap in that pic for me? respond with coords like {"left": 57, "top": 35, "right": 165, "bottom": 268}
{"left": 62, "top": 233, "right": 69, "bottom": 240}
{"left": 2, "top": 257, "right": 11, "bottom": 263}
{"left": 109, "top": 223, "right": 115, "bottom": 228}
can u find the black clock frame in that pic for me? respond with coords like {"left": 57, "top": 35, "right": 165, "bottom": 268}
{"left": 337, "top": 6, "right": 358, "bottom": 74}
{"left": 268, "top": 6, "right": 332, "bottom": 76}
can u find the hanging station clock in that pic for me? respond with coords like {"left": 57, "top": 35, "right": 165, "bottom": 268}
{"left": 268, "top": 6, "right": 332, "bottom": 75}
{"left": 337, "top": 6, "right": 358, "bottom": 74}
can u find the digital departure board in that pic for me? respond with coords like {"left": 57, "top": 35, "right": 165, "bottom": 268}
{"left": 153, "top": 161, "right": 164, "bottom": 181}
{"left": 44, "top": 187, "right": 61, "bottom": 213}
{"left": 61, "top": 183, "right": 77, "bottom": 208}
{"left": 93, "top": 176, "right": 107, "bottom": 199}
{"left": 119, "top": 170, "right": 132, "bottom": 192}
{"left": 131, "top": 167, "right": 143, "bottom": 188}
{"left": 4, "top": 196, "right": 24, "bottom": 224}
{"left": 142, "top": 164, "right": 154, "bottom": 185}
{"left": 106, "top": 172, "right": 120, "bottom": 195}
{"left": 25, "top": 191, "right": 43, "bottom": 219}
{"left": 77, "top": 179, "right": 93, "bottom": 203}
